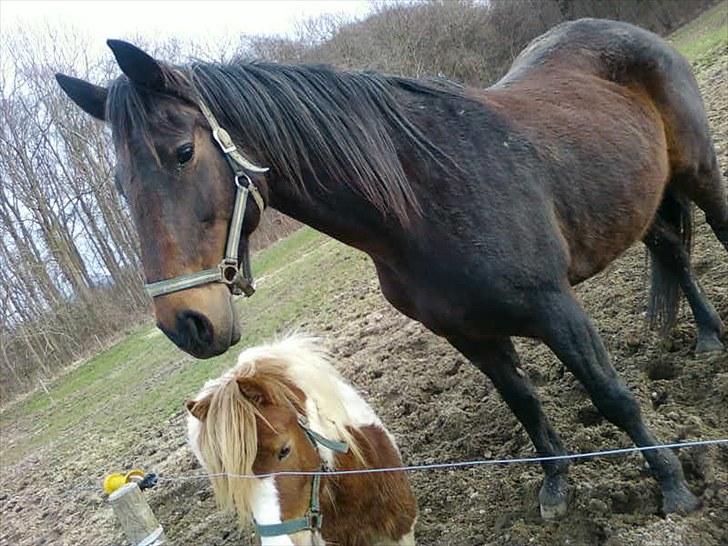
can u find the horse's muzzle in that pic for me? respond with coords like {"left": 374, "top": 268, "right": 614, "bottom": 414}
{"left": 156, "top": 307, "right": 240, "bottom": 359}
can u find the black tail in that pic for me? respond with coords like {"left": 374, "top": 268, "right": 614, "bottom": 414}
{"left": 646, "top": 191, "right": 693, "bottom": 335}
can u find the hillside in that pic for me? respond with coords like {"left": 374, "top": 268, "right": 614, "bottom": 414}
{"left": 1, "top": 3, "right": 727, "bottom": 545}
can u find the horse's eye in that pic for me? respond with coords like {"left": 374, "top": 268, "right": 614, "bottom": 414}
{"left": 176, "top": 143, "right": 194, "bottom": 165}
{"left": 278, "top": 445, "right": 291, "bottom": 461}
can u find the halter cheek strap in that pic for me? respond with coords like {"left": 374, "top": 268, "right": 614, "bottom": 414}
{"left": 254, "top": 416, "right": 349, "bottom": 539}
{"left": 143, "top": 100, "right": 268, "bottom": 299}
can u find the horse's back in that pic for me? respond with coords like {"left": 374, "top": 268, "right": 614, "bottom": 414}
{"left": 498, "top": 18, "right": 714, "bottom": 175}
{"left": 478, "top": 18, "right": 718, "bottom": 283}
{"left": 500, "top": 18, "right": 687, "bottom": 87}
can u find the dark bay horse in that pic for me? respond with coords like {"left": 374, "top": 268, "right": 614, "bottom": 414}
{"left": 56, "top": 18, "right": 727, "bottom": 518}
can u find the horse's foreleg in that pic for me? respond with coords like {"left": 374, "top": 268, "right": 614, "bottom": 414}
{"left": 449, "top": 336, "right": 570, "bottom": 519}
{"left": 537, "top": 291, "right": 700, "bottom": 515}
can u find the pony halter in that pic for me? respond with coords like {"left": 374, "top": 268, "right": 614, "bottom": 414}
{"left": 144, "top": 100, "right": 268, "bottom": 299}
{"left": 254, "top": 416, "right": 349, "bottom": 539}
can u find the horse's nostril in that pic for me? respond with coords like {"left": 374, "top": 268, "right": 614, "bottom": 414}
{"left": 177, "top": 310, "right": 214, "bottom": 349}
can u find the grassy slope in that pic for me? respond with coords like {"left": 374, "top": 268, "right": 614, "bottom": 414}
{"left": 1, "top": 0, "right": 726, "bottom": 490}
{"left": 669, "top": 1, "right": 727, "bottom": 65}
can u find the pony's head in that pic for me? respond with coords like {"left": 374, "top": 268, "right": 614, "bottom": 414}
{"left": 186, "top": 336, "right": 363, "bottom": 534}
{"left": 55, "top": 41, "right": 267, "bottom": 358}
{"left": 186, "top": 362, "right": 319, "bottom": 521}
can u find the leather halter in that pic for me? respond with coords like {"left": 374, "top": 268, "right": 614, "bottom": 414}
{"left": 254, "top": 415, "right": 349, "bottom": 539}
{"left": 144, "top": 100, "right": 268, "bottom": 299}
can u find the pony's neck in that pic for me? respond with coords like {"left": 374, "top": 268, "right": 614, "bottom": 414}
{"left": 317, "top": 426, "right": 416, "bottom": 544}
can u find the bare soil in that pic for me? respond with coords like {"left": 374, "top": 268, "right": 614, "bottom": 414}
{"left": 1, "top": 34, "right": 727, "bottom": 546}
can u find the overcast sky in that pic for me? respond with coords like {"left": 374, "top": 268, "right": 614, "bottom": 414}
{"left": 1, "top": 0, "right": 373, "bottom": 44}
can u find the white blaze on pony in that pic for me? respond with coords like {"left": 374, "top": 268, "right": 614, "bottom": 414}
{"left": 186, "top": 335, "right": 417, "bottom": 546}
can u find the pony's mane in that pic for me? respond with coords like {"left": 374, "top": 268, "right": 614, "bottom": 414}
{"left": 107, "top": 59, "right": 465, "bottom": 223}
{"left": 232, "top": 334, "right": 366, "bottom": 461}
{"left": 189, "top": 334, "right": 367, "bottom": 519}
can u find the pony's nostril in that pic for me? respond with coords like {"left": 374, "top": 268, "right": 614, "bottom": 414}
{"left": 178, "top": 310, "right": 214, "bottom": 348}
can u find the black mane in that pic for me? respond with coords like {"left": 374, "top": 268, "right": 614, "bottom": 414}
{"left": 107, "top": 59, "right": 464, "bottom": 222}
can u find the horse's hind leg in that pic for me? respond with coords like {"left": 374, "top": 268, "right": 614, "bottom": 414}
{"left": 672, "top": 156, "right": 728, "bottom": 253}
{"left": 536, "top": 291, "right": 700, "bottom": 515}
{"left": 643, "top": 194, "right": 725, "bottom": 353}
{"left": 450, "top": 336, "right": 569, "bottom": 519}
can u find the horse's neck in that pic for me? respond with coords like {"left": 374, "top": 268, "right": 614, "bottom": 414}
{"left": 257, "top": 80, "right": 432, "bottom": 260}
{"left": 268, "top": 173, "right": 401, "bottom": 260}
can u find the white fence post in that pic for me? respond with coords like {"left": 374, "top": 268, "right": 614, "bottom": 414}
{"left": 108, "top": 483, "right": 166, "bottom": 545}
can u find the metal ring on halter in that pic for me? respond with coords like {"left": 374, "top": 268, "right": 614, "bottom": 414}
{"left": 235, "top": 173, "right": 251, "bottom": 189}
{"left": 219, "top": 260, "right": 240, "bottom": 285}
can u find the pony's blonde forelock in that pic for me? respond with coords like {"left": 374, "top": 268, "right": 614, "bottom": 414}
{"left": 198, "top": 378, "right": 259, "bottom": 519}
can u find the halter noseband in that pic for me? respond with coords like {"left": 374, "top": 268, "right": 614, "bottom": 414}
{"left": 254, "top": 415, "right": 349, "bottom": 539}
{"left": 144, "top": 100, "right": 268, "bottom": 299}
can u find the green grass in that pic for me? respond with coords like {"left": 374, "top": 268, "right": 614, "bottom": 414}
{"left": 670, "top": 1, "right": 727, "bottom": 64}
{"left": 251, "top": 226, "right": 323, "bottom": 278}
{"left": 1, "top": 1, "right": 725, "bottom": 471}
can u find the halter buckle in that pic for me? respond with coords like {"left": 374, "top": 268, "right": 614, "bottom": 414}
{"left": 212, "top": 127, "right": 236, "bottom": 154}
{"left": 306, "top": 510, "right": 323, "bottom": 531}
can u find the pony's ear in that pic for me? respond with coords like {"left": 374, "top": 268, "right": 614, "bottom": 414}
{"left": 236, "top": 377, "right": 270, "bottom": 406}
{"left": 106, "top": 39, "right": 165, "bottom": 91}
{"left": 55, "top": 74, "right": 107, "bottom": 121}
{"left": 185, "top": 398, "right": 210, "bottom": 421}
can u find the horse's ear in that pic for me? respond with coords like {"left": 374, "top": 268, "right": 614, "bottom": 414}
{"left": 55, "top": 74, "right": 107, "bottom": 121}
{"left": 106, "top": 39, "right": 165, "bottom": 91}
{"left": 185, "top": 398, "right": 210, "bottom": 421}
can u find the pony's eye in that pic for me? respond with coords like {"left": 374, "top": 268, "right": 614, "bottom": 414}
{"left": 176, "top": 143, "right": 194, "bottom": 165}
{"left": 278, "top": 445, "right": 291, "bottom": 461}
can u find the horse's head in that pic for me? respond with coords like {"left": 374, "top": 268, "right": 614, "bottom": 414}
{"left": 55, "top": 41, "right": 267, "bottom": 358}
{"left": 185, "top": 360, "right": 326, "bottom": 532}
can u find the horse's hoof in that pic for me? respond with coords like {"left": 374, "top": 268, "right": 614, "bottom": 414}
{"left": 539, "top": 476, "right": 569, "bottom": 520}
{"left": 662, "top": 484, "right": 701, "bottom": 515}
{"left": 540, "top": 498, "right": 568, "bottom": 520}
{"left": 695, "top": 333, "right": 724, "bottom": 355}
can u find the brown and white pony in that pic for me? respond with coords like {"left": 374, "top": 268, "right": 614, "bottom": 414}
{"left": 186, "top": 335, "right": 417, "bottom": 546}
